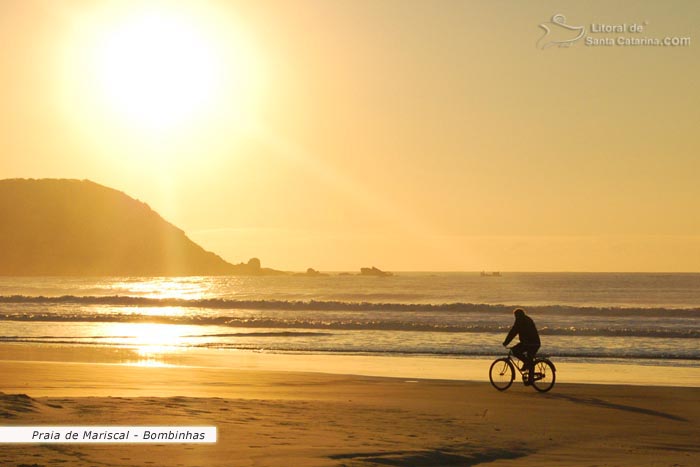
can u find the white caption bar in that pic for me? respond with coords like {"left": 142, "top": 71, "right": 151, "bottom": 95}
{"left": 0, "top": 426, "right": 217, "bottom": 443}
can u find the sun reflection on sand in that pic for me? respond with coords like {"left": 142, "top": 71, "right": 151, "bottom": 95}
{"left": 130, "top": 342, "right": 185, "bottom": 368}
{"left": 129, "top": 357, "right": 178, "bottom": 368}
{"left": 97, "top": 322, "right": 194, "bottom": 366}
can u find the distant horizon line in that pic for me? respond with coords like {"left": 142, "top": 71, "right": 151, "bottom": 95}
{"left": 2, "top": 270, "right": 699, "bottom": 278}
{"left": 297, "top": 270, "right": 700, "bottom": 274}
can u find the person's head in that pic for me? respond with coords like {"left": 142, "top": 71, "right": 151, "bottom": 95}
{"left": 513, "top": 308, "right": 526, "bottom": 318}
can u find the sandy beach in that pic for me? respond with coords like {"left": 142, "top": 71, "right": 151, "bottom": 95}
{"left": 1, "top": 345, "right": 698, "bottom": 466}
{"left": 2, "top": 0, "right": 698, "bottom": 465}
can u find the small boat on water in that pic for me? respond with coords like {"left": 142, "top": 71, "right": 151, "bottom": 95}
{"left": 480, "top": 271, "right": 502, "bottom": 277}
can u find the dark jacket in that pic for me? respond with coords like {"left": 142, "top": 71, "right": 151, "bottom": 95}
{"left": 503, "top": 314, "right": 540, "bottom": 346}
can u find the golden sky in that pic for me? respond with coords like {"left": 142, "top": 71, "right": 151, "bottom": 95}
{"left": 1, "top": 0, "right": 698, "bottom": 271}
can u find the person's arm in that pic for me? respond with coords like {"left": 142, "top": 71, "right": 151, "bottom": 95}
{"left": 503, "top": 320, "right": 519, "bottom": 346}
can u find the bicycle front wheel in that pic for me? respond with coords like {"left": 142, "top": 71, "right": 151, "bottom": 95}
{"left": 489, "top": 358, "right": 515, "bottom": 391}
{"left": 532, "top": 359, "right": 556, "bottom": 392}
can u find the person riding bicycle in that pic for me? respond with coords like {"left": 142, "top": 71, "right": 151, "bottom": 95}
{"left": 503, "top": 308, "right": 540, "bottom": 385}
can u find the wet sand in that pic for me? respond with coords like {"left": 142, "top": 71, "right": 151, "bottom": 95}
{"left": 0, "top": 345, "right": 698, "bottom": 466}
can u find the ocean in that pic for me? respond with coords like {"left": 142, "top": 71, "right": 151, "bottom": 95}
{"left": 0, "top": 273, "right": 698, "bottom": 366}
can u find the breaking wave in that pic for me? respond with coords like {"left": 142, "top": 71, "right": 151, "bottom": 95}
{"left": 0, "top": 317, "right": 695, "bottom": 338}
{"left": 1, "top": 294, "right": 699, "bottom": 317}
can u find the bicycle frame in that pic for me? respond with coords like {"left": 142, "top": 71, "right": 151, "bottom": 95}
{"left": 489, "top": 348, "right": 556, "bottom": 392}
{"left": 507, "top": 349, "right": 534, "bottom": 377}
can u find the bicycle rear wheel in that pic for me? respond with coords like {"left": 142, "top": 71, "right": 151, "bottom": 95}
{"left": 532, "top": 359, "right": 556, "bottom": 392}
{"left": 489, "top": 358, "right": 515, "bottom": 391}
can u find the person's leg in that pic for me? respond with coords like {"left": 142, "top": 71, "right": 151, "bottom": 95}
{"left": 512, "top": 344, "right": 535, "bottom": 385}
{"left": 511, "top": 343, "right": 528, "bottom": 369}
{"left": 525, "top": 345, "right": 539, "bottom": 384}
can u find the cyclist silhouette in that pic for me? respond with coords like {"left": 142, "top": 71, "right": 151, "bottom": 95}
{"left": 503, "top": 308, "right": 540, "bottom": 385}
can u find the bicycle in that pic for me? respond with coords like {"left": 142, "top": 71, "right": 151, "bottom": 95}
{"left": 489, "top": 348, "right": 556, "bottom": 392}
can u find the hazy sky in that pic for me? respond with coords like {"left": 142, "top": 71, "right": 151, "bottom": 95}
{"left": 1, "top": 0, "right": 699, "bottom": 271}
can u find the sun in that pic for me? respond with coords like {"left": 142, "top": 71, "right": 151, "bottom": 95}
{"left": 94, "top": 8, "right": 225, "bottom": 131}
{"left": 59, "top": 2, "right": 261, "bottom": 144}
